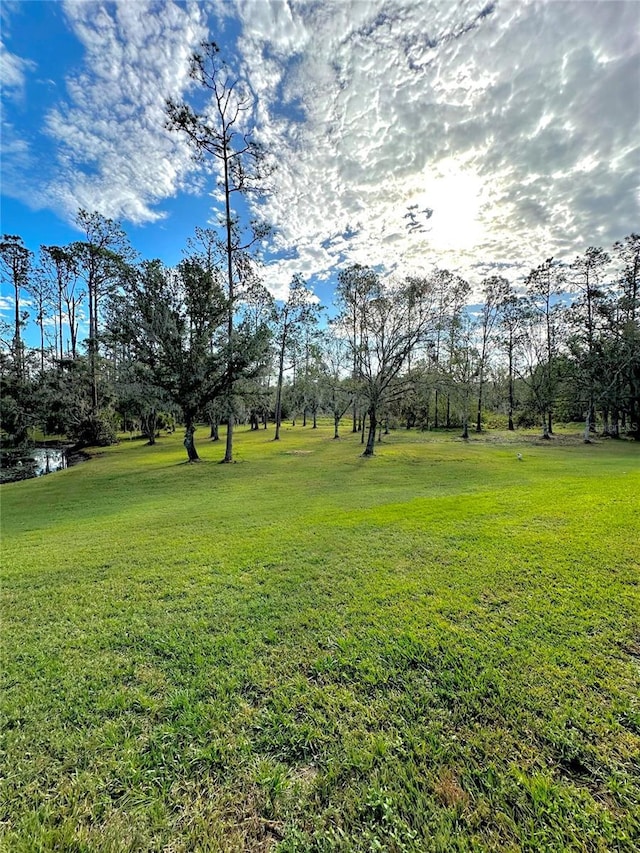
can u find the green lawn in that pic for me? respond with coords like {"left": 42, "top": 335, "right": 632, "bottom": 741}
{"left": 1, "top": 423, "right": 639, "bottom": 851}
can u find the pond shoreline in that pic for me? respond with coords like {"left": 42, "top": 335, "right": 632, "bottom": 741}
{"left": 0, "top": 443, "right": 89, "bottom": 484}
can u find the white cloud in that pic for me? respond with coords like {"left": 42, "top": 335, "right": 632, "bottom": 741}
{"left": 0, "top": 35, "right": 38, "bottom": 197}
{"left": 229, "top": 0, "right": 639, "bottom": 292}
{"left": 0, "top": 39, "right": 35, "bottom": 94}
{"left": 2, "top": 0, "right": 638, "bottom": 299}
{"left": 37, "top": 0, "right": 208, "bottom": 222}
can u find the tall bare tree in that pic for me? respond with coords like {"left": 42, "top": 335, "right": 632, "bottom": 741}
{"left": 70, "top": 211, "right": 134, "bottom": 411}
{"left": 167, "top": 42, "right": 271, "bottom": 463}
{"left": 272, "top": 275, "right": 319, "bottom": 441}
{"left": 569, "top": 247, "right": 610, "bottom": 441}
{"left": 0, "top": 235, "right": 32, "bottom": 381}
{"left": 526, "top": 258, "right": 565, "bottom": 437}
{"left": 475, "top": 276, "right": 509, "bottom": 432}
{"left": 342, "top": 272, "right": 435, "bottom": 456}
{"left": 443, "top": 275, "right": 471, "bottom": 428}
{"left": 497, "top": 287, "right": 528, "bottom": 431}
{"left": 335, "top": 265, "right": 379, "bottom": 433}
{"left": 39, "top": 246, "right": 82, "bottom": 361}
{"left": 612, "top": 234, "right": 640, "bottom": 437}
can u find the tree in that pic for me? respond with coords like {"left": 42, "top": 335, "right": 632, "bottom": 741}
{"left": 113, "top": 358, "right": 174, "bottom": 445}
{"left": 35, "top": 357, "right": 118, "bottom": 447}
{"left": 443, "top": 275, "right": 471, "bottom": 428}
{"left": 26, "top": 268, "right": 51, "bottom": 374}
{"left": 569, "top": 247, "right": 610, "bottom": 441}
{"left": 108, "top": 259, "right": 225, "bottom": 461}
{"left": 525, "top": 258, "right": 565, "bottom": 437}
{"left": 497, "top": 287, "right": 528, "bottom": 431}
{"left": 167, "top": 41, "right": 271, "bottom": 463}
{"left": 0, "top": 350, "right": 38, "bottom": 445}
{"left": 70, "top": 211, "right": 135, "bottom": 411}
{"left": 185, "top": 226, "right": 274, "bottom": 441}
{"left": 430, "top": 269, "right": 458, "bottom": 429}
{"left": 449, "top": 312, "right": 476, "bottom": 439}
{"left": 272, "top": 275, "right": 319, "bottom": 441}
{"left": 343, "top": 271, "right": 435, "bottom": 456}
{"left": 297, "top": 316, "right": 324, "bottom": 428}
{"left": 321, "top": 330, "right": 353, "bottom": 439}
{"left": 39, "top": 245, "right": 82, "bottom": 360}
{"left": 0, "top": 235, "right": 32, "bottom": 381}
{"left": 108, "top": 256, "right": 270, "bottom": 462}
{"left": 475, "top": 275, "right": 509, "bottom": 432}
{"left": 335, "top": 265, "right": 379, "bottom": 433}
{"left": 612, "top": 234, "right": 640, "bottom": 437}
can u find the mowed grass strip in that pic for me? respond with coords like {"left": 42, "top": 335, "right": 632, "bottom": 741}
{"left": 1, "top": 424, "right": 639, "bottom": 851}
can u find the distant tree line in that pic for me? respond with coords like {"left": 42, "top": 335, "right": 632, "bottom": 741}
{"left": 1, "top": 221, "right": 638, "bottom": 459}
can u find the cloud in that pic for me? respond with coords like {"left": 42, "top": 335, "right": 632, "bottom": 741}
{"left": 0, "top": 39, "right": 35, "bottom": 94}
{"left": 2, "top": 0, "right": 637, "bottom": 300}
{"left": 230, "top": 0, "right": 639, "bottom": 292}
{"left": 0, "top": 32, "right": 38, "bottom": 196}
{"left": 14, "top": 0, "right": 208, "bottom": 223}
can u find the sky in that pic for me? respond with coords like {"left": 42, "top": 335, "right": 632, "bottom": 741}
{"left": 1, "top": 0, "right": 639, "bottom": 313}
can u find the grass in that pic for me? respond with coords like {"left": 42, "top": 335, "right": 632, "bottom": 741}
{"left": 1, "top": 422, "right": 639, "bottom": 851}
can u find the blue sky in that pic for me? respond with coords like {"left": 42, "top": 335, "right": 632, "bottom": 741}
{"left": 1, "top": 0, "right": 639, "bottom": 319}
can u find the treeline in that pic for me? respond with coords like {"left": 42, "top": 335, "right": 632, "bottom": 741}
{"left": 1, "top": 216, "right": 638, "bottom": 459}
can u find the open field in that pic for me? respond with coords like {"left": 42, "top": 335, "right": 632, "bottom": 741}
{"left": 1, "top": 424, "right": 639, "bottom": 851}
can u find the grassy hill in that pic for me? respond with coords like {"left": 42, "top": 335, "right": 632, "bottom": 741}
{"left": 1, "top": 423, "right": 639, "bottom": 851}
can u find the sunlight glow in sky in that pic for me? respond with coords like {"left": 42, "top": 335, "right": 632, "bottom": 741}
{"left": 1, "top": 0, "right": 638, "bottom": 306}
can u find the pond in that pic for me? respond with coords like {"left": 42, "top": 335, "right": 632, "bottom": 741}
{"left": 0, "top": 446, "right": 71, "bottom": 484}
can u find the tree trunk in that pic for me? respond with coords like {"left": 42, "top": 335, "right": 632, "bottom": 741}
{"left": 88, "top": 278, "right": 99, "bottom": 412}
{"left": 475, "top": 373, "right": 483, "bottom": 432}
{"left": 508, "top": 348, "right": 515, "bottom": 430}
{"left": 611, "top": 408, "right": 620, "bottom": 438}
{"left": 39, "top": 321, "right": 45, "bottom": 374}
{"left": 68, "top": 301, "right": 78, "bottom": 359}
{"left": 143, "top": 411, "right": 157, "bottom": 445}
{"left": 334, "top": 414, "right": 340, "bottom": 439}
{"left": 583, "top": 395, "right": 594, "bottom": 443}
{"left": 542, "top": 412, "right": 550, "bottom": 439}
{"left": 224, "top": 411, "right": 234, "bottom": 460}
{"left": 13, "top": 276, "right": 22, "bottom": 381}
{"left": 58, "top": 288, "right": 64, "bottom": 362}
{"left": 274, "top": 339, "right": 286, "bottom": 441}
{"left": 183, "top": 422, "right": 199, "bottom": 461}
{"left": 363, "top": 408, "right": 377, "bottom": 456}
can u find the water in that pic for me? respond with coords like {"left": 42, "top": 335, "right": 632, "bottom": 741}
{"left": 0, "top": 447, "right": 69, "bottom": 484}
